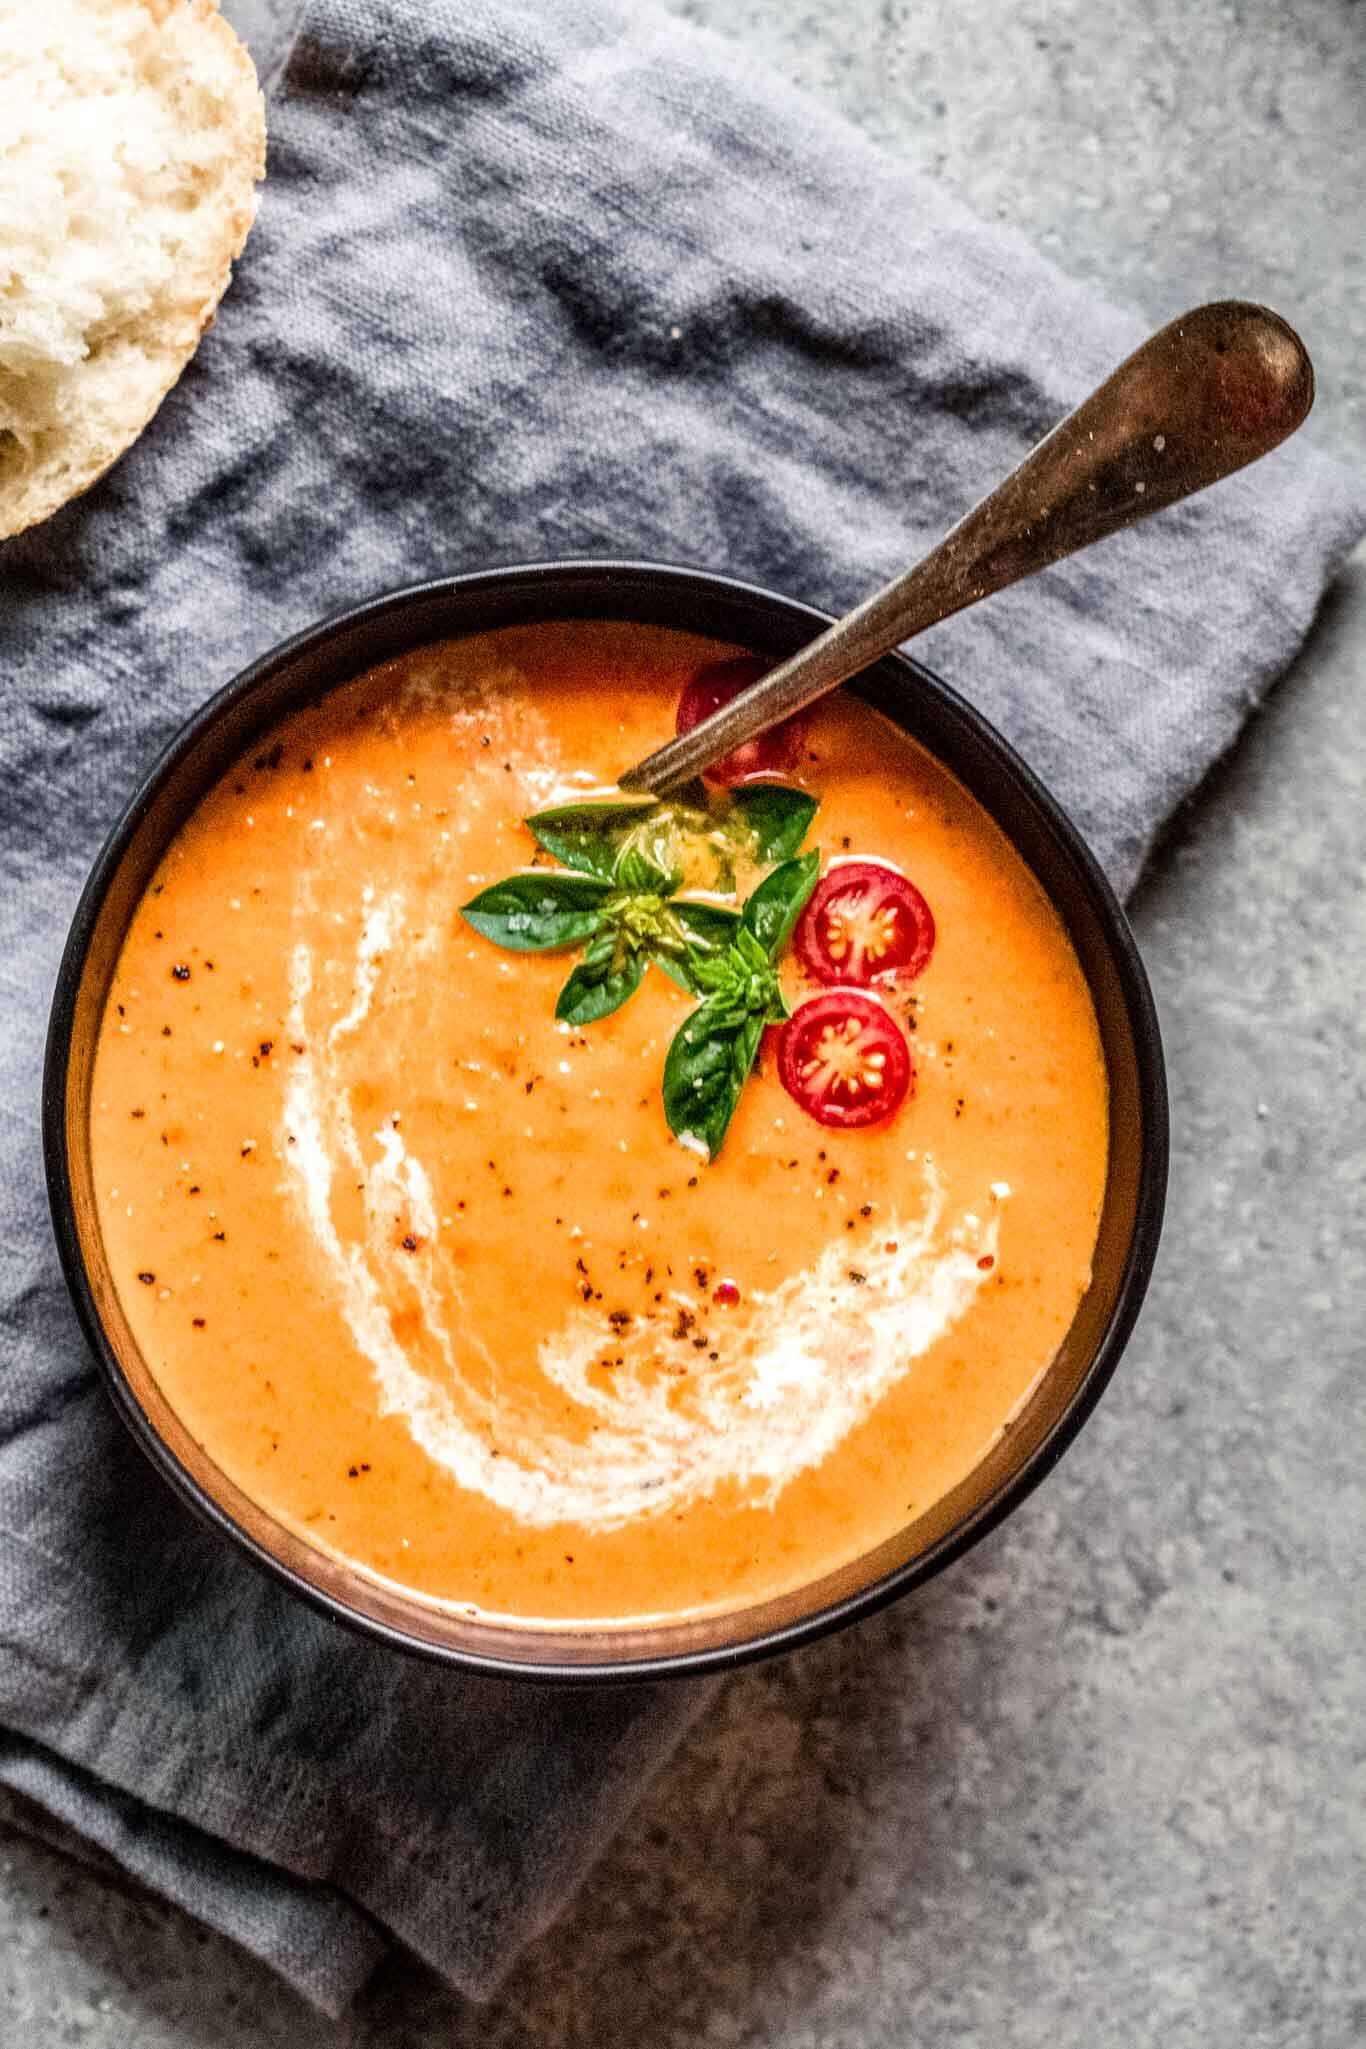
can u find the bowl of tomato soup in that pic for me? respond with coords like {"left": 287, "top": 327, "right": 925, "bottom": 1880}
{"left": 45, "top": 562, "right": 1166, "bottom": 1680}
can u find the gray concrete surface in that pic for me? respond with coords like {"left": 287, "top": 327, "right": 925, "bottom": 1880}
{"left": 5, "top": 1, "right": 1364, "bottom": 2042}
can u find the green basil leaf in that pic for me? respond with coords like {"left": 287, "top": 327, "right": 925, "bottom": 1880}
{"left": 654, "top": 953, "right": 704, "bottom": 996}
{"left": 741, "top": 850, "right": 821, "bottom": 959}
{"left": 728, "top": 784, "right": 819, "bottom": 862}
{"left": 461, "top": 872, "right": 611, "bottom": 951}
{"left": 646, "top": 900, "right": 740, "bottom": 995}
{"left": 555, "top": 942, "right": 646, "bottom": 1026}
{"left": 665, "top": 949, "right": 734, "bottom": 998}
{"left": 614, "top": 844, "right": 677, "bottom": 895}
{"left": 671, "top": 900, "right": 742, "bottom": 952}
{"left": 662, "top": 1001, "right": 767, "bottom": 1160}
{"left": 526, "top": 796, "right": 659, "bottom": 880}
{"left": 733, "top": 924, "right": 769, "bottom": 975}
{"left": 671, "top": 897, "right": 737, "bottom": 958}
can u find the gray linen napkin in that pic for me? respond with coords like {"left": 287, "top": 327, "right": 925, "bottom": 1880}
{"left": 0, "top": 0, "right": 1361, "bottom": 2015}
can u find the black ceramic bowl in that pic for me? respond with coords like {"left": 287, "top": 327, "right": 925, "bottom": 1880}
{"left": 45, "top": 561, "right": 1167, "bottom": 1682}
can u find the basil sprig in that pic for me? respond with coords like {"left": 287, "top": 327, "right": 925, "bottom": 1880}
{"left": 662, "top": 852, "right": 820, "bottom": 1159}
{"left": 461, "top": 868, "right": 740, "bottom": 1024}
{"left": 461, "top": 784, "right": 817, "bottom": 1030}
{"left": 460, "top": 787, "right": 820, "bottom": 1149}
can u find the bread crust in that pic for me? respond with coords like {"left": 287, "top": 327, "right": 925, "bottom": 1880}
{"left": 0, "top": 0, "right": 268, "bottom": 539}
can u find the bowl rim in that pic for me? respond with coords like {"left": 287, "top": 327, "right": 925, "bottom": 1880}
{"left": 44, "top": 557, "right": 1168, "bottom": 1683}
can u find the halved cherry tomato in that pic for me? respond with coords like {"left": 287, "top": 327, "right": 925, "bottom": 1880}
{"left": 675, "top": 655, "right": 810, "bottom": 786}
{"left": 795, "top": 860, "right": 935, "bottom": 987}
{"left": 777, "top": 991, "right": 912, "bottom": 1130}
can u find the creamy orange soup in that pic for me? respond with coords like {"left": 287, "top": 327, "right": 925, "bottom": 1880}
{"left": 90, "top": 621, "right": 1108, "bottom": 1625}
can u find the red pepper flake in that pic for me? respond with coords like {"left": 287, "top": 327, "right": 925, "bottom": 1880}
{"left": 859, "top": 1204, "right": 873, "bottom": 1218}
{"left": 130, "top": 1108, "right": 146, "bottom": 1119}
{"left": 826, "top": 1167, "right": 840, "bottom": 1185}
{"left": 686, "top": 1176, "right": 699, "bottom": 1188}
{"left": 137, "top": 1271, "right": 155, "bottom": 1285}
{"left": 607, "top": 1309, "right": 632, "bottom": 1330}
{"left": 161, "top": 1026, "right": 172, "bottom": 1038}
{"left": 977, "top": 1254, "right": 996, "bottom": 1271}
{"left": 192, "top": 1317, "right": 206, "bottom": 1329}
{"left": 693, "top": 1266, "right": 709, "bottom": 1289}
{"left": 401, "top": 1234, "right": 418, "bottom": 1252}
{"left": 258, "top": 1040, "right": 273, "bottom": 1058}
{"left": 171, "top": 963, "right": 191, "bottom": 982}
{"left": 212, "top": 1231, "right": 226, "bottom": 1242}
{"left": 885, "top": 1241, "right": 898, "bottom": 1254}
{"left": 712, "top": 1280, "right": 741, "bottom": 1307}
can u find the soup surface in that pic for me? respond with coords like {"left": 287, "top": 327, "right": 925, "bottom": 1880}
{"left": 90, "top": 621, "right": 1108, "bottom": 1625}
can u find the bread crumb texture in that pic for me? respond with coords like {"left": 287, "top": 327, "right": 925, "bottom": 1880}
{"left": 0, "top": 0, "right": 266, "bottom": 538}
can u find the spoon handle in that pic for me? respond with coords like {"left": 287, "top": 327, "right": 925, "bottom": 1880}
{"left": 621, "top": 300, "right": 1313, "bottom": 796}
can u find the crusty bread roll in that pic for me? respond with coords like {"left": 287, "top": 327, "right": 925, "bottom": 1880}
{"left": 0, "top": 0, "right": 266, "bottom": 540}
